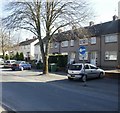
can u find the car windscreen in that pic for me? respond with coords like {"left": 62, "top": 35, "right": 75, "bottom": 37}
{"left": 5, "top": 61, "right": 10, "bottom": 63}
{"left": 15, "top": 61, "right": 22, "bottom": 64}
{"left": 69, "top": 65, "right": 82, "bottom": 70}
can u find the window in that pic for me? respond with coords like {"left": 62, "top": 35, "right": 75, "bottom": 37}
{"left": 54, "top": 42, "right": 58, "bottom": 48}
{"left": 79, "top": 38, "right": 88, "bottom": 45}
{"left": 105, "top": 51, "right": 117, "bottom": 60}
{"left": 85, "top": 65, "right": 89, "bottom": 69}
{"left": 79, "top": 52, "right": 88, "bottom": 60}
{"left": 61, "top": 41, "right": 68, "bottom": 47}
{"left": 70, "top": 40, "right": 74, "bottom": 46}
{"left": 89, "top": 65, "right": 96, "bottom": 69}
{"left": 91, "top": 37, "right": 96, "bottom": 44}
{"left": 105, "top": 34, "right": 117, "bottom": 43}
{"left": 69, "top": 65, "right": 82, "bottom": 70}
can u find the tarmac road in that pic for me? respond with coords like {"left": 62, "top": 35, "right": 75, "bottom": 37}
{"left": 1, "top": 68, "right": 119, "bottom": 112}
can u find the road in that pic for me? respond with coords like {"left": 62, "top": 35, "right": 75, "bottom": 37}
{"left": 0, "top": 67, "right": 119, "bottom": 112}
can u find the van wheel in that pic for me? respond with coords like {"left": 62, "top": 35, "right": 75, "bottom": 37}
{"left": 82, "top": 75, "right": 87, "bottom": 82}
{"left": 68, "top": 77, "right": 73, "bottom": 80}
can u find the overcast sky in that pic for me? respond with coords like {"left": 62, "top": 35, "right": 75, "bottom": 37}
{"left": 0, "top": 0, "right": 120, "bottom": 41}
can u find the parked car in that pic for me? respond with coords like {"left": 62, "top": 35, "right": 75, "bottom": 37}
{"left": 4, "top": 60, "right": 16, "bottom": 68}
{"left": 67, "top": 63, "right": 105, "bottom": 81}
{"left": 0, "top": 58, "right": 4, "bottom": 65}
{"left": 12, "top": 61, "right": 31, "bottom": 71}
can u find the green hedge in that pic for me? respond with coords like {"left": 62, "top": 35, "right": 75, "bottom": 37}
{"left": 48, "top": 54, "right": 68, "bottom": 71}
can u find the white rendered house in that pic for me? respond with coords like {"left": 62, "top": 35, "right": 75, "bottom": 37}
{"left": 19, "top": 37, "right": 39, "bottom": 60}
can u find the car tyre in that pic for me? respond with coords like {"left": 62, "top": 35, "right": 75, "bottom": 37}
{"left": 99, "top": 72, "right": 104, "bottom": 78}
{"left": 82, "top": 75, "right": 87, "bottom": 82}
{"left": 68, "top": 77, "right": 73, "bottom": 80}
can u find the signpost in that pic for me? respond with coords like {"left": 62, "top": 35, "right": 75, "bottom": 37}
{"left": 79, "top": 46, "right": 87, "bottom": 86}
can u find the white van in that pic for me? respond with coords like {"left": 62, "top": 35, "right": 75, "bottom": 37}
{"left": 4, "top": 60, "right": 16, "bottom": 68}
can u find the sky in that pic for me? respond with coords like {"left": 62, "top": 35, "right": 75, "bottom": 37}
{"left": 90, "top": 0, "right": 120, "bottom": 24}
{"left": 0, "top": 0, "right": 120, "bottom": 41}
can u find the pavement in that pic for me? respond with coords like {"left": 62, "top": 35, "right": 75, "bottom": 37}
{"left": 105, "top": 69, "right": 120, "bottom": 79}
{"left": 0, "top": 106, "right": 5, "bottom": 112}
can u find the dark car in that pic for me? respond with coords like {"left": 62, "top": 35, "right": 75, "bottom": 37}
{"left": 12, "top": 61, "right": 31, "bottom": 71}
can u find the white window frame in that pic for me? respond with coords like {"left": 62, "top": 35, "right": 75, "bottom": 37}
{"left": 105, "top": 34, "right": 117, "bottom": 43}
{"left": 79, "top": 38, "right": 88, "bottom": 45}
{"left": 61, "top": 41, "right": 68, "bottom": 47}
{"left": 70, "top": 40, "right": 74, "bottom": 47}
{"left": 90, "top": 37, "right": 96, "bottom": 44}
{"left": 105, "top": 51, "right": 117, "bottom": 60}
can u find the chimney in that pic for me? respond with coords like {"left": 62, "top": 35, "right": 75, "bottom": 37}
{"left": 89, "top": 21, "right": 94, "bottom": 26}
{"left": 26, "top": 38, "right": 28, "bottom": 41}
{"left": 33, "top": 36, "right": 36, "bottom": 39}
{"left": 113, "top": 15, "right": 118, "bottom": 21}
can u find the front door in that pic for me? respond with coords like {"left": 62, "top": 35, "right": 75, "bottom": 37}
{"left": 90, "top": 51, "right": 97, "bottom": 66}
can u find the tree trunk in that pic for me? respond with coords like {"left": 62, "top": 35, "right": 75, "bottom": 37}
{"left": 43, "top": 55, "right": 49, "bottom": 75}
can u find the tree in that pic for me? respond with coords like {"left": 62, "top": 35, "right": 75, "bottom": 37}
{"left": 2, "top": 0, "right": 93, "bottom": 74}
{"left": 19, "top": 52, "right": 24, "bottom": 61}
{"left": 15, "top": 52, "right": 20, "bottom": 60}
{"left": 0, "top": 29, "right": 10, "bottom": 59}
{"left": 5, "top": 54, "right": 10, "bottom": 60}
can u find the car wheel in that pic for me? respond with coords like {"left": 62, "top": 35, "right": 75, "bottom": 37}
{"left": 99, "top": 72, "right": 104, "bottom": 78}
{"left": 12, "top": 69, "right": 15, "bottom": 71}
{"left": 20, "top": 67, "right": 23, "bottom": 71}
{"left": 82, "top": 75, "right": 87, "bottom": 82}
{"left": 68, "top": 77, "right": 73, "bottom": 80}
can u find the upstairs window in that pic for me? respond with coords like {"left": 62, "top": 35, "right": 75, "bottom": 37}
{"left": 79, "top": 38, "right": 88, "bottom": 45}
{"left": 90, "top": 37, "right": 96, "bottom": 44}
{"left": 61, "top": 41, "right": 68, "bottom": 47}
{"left": 70, "top": 40, "right": 74, "bottom": 46}
{"left": 105, "top": 34, "right": 117, "bottom": 43}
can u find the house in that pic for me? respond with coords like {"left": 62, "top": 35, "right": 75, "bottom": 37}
{"left": 34, "top": 42, "right": 42, "bottom": 62}
{"left": 49, "top": 17, "right": 120, "bottom": 69}
{"left": 19, "top": 37, "right": 39, "bottom": 61}
{"left": 34, "top": 16, "right": 120, "bottom": 69}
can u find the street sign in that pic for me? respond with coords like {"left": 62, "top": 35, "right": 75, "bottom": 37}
{"left": 79, "top": 46, "right": 86, "bottom": 55}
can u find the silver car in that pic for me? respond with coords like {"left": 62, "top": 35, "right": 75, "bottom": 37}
{"left": 67, "top": 63, "right": 105, "bottom": 81}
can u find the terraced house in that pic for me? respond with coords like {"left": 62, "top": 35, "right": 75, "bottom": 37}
{"left": 48, "top": 16, "right": 120, "bottom": 69}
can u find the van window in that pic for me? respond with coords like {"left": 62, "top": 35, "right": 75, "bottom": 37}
{"left": 5, "top": 61, "right": 10, "bottom": 63}
{"left": 69, "top": 65, "right": 82, "bottom": 70}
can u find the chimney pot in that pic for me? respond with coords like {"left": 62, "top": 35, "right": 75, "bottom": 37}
{"left": 89, "top": 21, "right": 94, "bottom": 26}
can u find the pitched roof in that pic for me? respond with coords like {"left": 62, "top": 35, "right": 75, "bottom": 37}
{"left": 35, "top": 19, "right": 120, "bottom": 45}
{"left": 19, "top": 38, "right": 38, "bottom": 46}
{"left": 87, "top": 19, "right": 120, "bottom": 36}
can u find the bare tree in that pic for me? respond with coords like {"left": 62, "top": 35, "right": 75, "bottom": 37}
{"left": 0, "top": 29, "right": 10, "bottom": 58}
{"left": 2, "top": 0, "right": 93, "bottom": 74}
